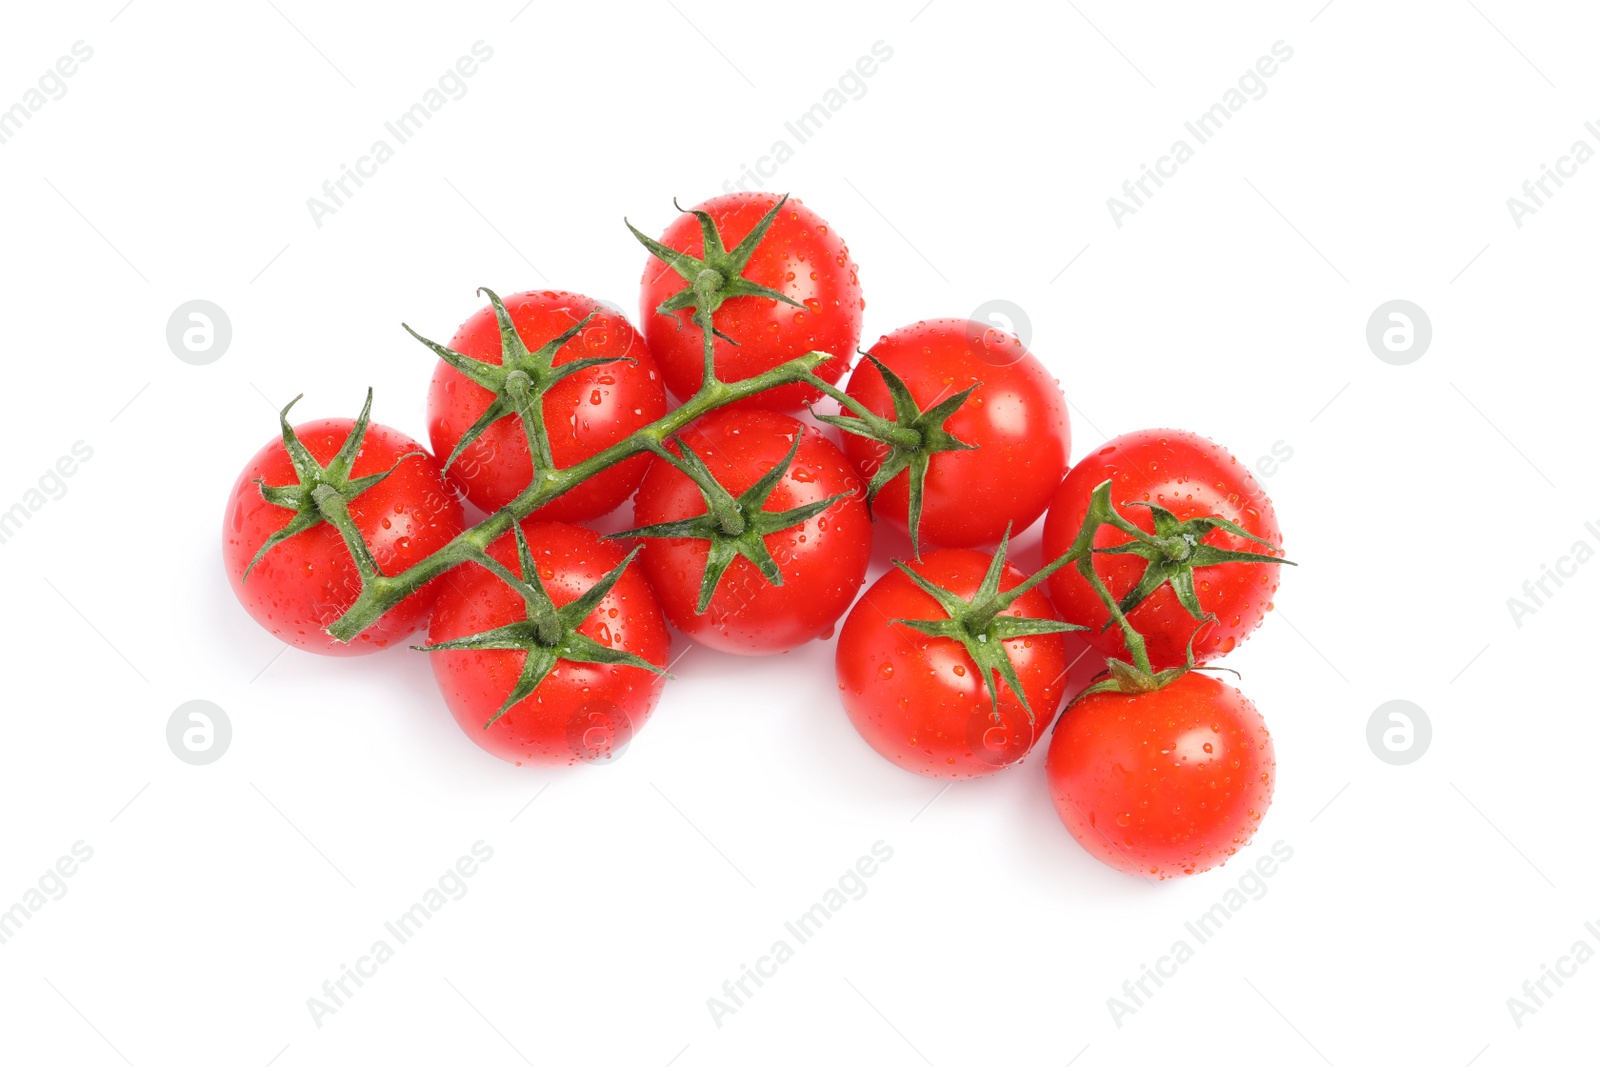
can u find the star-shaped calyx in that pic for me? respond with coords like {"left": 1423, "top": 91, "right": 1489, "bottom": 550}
{"left": 1092, "top": 493, "right": 1294, "bottom": 624}
{"left": 809, "top": 355, "right": 978, "bottom": 559}
{"left": 608, "top": 432, "right": 853, "bottom": 613}
{"left": 403, "top": 288, "right": 631, "bottom": 473}
{"left": 626, "top": 195, "right": 803, "bottom": 351}
{"left": 416, "top": 516, "right": 668, "bottom": 728}
{"left": 890, "top": 527, "right": 1086, "bottom": 724}
{"left": 246, "top": 389, "right": 416, "bottom": 580}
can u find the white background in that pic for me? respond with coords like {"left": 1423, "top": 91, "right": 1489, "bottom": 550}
{"left": 1, "top": 1, "right": 1594, "bottom": 1064}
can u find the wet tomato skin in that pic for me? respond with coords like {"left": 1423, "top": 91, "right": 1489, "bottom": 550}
{"left": 426, "top": 290, "right": 667, "bottom": 518}
{"left": 628, "top": 410, "right": 870, "bottom": 655}
{"left": 836, "top": 549, "right": 1072, "bottom": 779}
{"left": 840, "top": 319, "right": 1070, "bottom": 549}
{"left": 1042, "top": 429, "right": 1283, "bottom": 670}
{"left": 1046, "top": 671, "right": 1276, "bottom": 879}
{"left": 639, "top": 193, "right": 862, "bottom": 412}
{"left": 426, "top": 521, "right": 670, "bottom": 765}
{"left": 223, "top": 419, "right": 464, "bottom": 655}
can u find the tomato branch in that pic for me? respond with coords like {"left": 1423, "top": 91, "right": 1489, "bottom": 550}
{"left": 321, "top": 348, "right": 835, "bottom": 643}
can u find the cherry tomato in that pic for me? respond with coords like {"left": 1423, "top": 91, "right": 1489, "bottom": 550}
{"left": 836, "top": 549, "right": 1073, "bottom": 778}
{"left": 426, "top": 289, "right": 667, "bottom": 517}
{"left": 426, "top": 521, "right": 669, "bottom": 765}
{"left": 1041, "top": 429, "right": 1284, "bottom": 670}
{"left": 1047, "top": 671, "right": 1276, "bottom": 879}
{"left": 223, "top": 417, "right": 464, "bottom": 655}
{"left": 839, "top": 319, "right": 1070, "bottom": 549}
{"left": 638, "top": 193, "right": 862, "bottom": 412}
{"left": 627, "top": 409, "right": 870, "bottom": 655}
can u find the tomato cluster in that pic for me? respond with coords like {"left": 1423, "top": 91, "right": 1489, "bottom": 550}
{"left": 223, "top": 191, "right": 1291, "bottom": 880}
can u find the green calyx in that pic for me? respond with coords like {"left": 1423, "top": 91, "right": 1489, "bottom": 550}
{"left": 608, "top": 431, "right": 852, "bottom": 614}
{"left": 415, "top": 515, "right": 668, "bottom": 728}
{"left": 1068, "top": 615, "right": 1221, "bottom": 705}
{"left": 1051, "top": 480, "right": 1293, "bottom": 678}
{"left": 1095, "top": 500, "right": 1295, "bottom": 624}
{"left": 807, "top": 355, "right": 978, "bottom": 560}
{"left": 403, "top": 288, "right": 631, "bottom": 474}
{"left": 890, "top": 526, "right": 1086, "bottom": 724}
{"left": 245, "top": 389, "right": 417, "bottom": 581}
{"left": 626, "top": 194, "right": 803, "bottom": 357}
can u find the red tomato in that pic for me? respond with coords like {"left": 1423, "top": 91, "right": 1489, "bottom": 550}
{"left": 1047, "top": 671, "right": 1276, "bottom": 879}
{"left": 1041, "top": 429, "right": 1284, "bottom": 670}
{"left": 426, "top": 521, "right": 670, "bottom": 765}
{"left": 839, "top": 319, "right": 1070, "bottom": 550}
{"left": 626, "top": 409, "right": 870, "bottom": 655}
{"left": 638, "top": 193, "right": 862, "bottom": 412}
{"left": 426, "top": 289, "right": 667, "bottom": 517}
{"left": 836, "top": 549, "right": 1073, "bottom": 778}
{"left": 223, "top": 417, "right": 464, "bottom": 655}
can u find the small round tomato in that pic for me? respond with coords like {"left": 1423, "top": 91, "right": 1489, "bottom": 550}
{"left": 426, "top": 289, "right": 667, "bottom": 517}
{"left": 223, "top": 417, "right": 464, "bottom": 655}
{"left": 1042, "top": 429, "right": 1284, "bottom": 670}
{"left": 836, "top": 549, "right": 1073, "bottom": 779}
{"left": 638, "top": 192, "right": 862, "bottom": 411}
{"left": 1047, "top": 672, "right": 1276, "bottom": 879}
{"left": 426, "top": 521, "right": 670, "bottom": 765}
{"left": 838, "top": 319, "right": 1070, "bottom": 550}
{"left": 626, "top": 409, "right": 870, "bottom": 655}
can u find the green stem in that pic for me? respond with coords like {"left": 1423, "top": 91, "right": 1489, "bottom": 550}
{"left": 804, "top": 372, "right": 921, "bottom": 450}
{"left": 324, "top": 348, "right": 833, "bottom": 642}
{"left": 1065, "top": 481, "right": 1158, "bottom": 675}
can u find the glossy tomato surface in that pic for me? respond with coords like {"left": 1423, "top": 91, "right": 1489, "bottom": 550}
{"left": 426, "top": 290, "right": 667, "bottom": 517}
{"left": 1042, "top": 429, "right": 1283, "bottom": 669}
{"left": 836, "top": 549, "right": 1072, "bottom": 778}
{"left": 639, "top": 193, "right": 862, "bottom": 411}
{"left": 427, "top": 521, "right": 669, "bottom": 765}
{"left": 628, "top": 409, "right": 870, "bottom": 655}
{"left": 840, "top": 319, "right": 1069, "bottom": 549}
{"left": 223, "top": 419, "right": 464, "bottom": 655}
{"left": 1047, "top": 671, "right": 1275, "bottom": 879}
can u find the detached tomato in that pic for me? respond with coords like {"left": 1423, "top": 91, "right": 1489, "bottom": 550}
{"left": 836, "top": 547, "right": 1075, "bottom": 779}
{"left": 425, "top": 521, "right": 669, "bottom": 765}
{"left": 836, "top": 319, "right": 1070, "bottom": 551}
{"left": 425, "top": 289, "right": 667, "bottom": 517}
{"left": 223, "top": 404, "right": 464, "bottom": 655}
{"left": 1047, "top": 672, "right": 1276, "bottom": 879}
{"left": 1042, "top": 429, "right": 1285, "bottom": 670}
{"left": 636, "top": 193, "right": 862, "bottom": 411}
{"left": 624, "top": 409, "right": 870, "bottom": 655}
